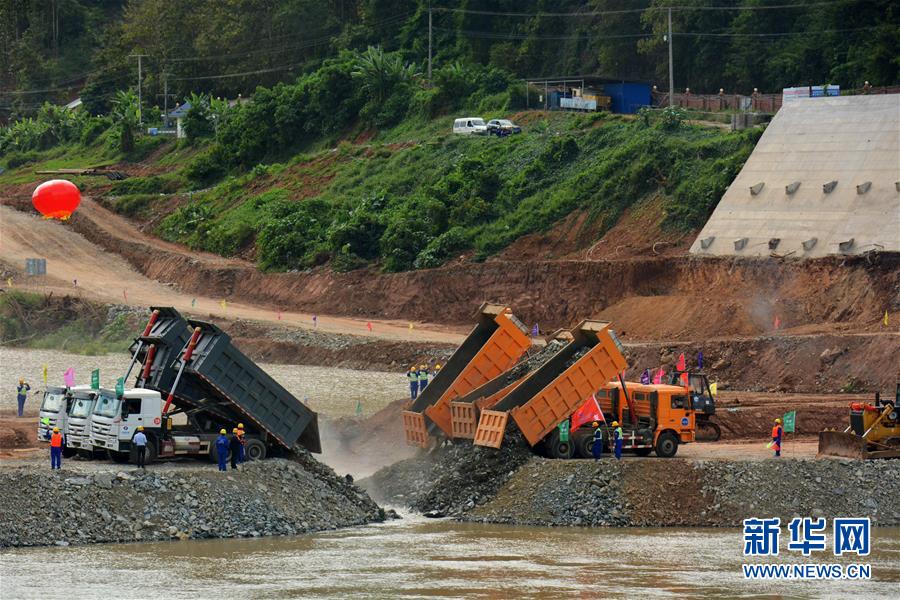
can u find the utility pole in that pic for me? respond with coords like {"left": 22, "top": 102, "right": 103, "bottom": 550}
{"left": 427, "top": 5, "right": 433, "bottom": 84}
{"left": 667, "top": 8, "right": 674, "bottom": 108}
{"left": 130, "top": 53, "right": 148, "bottom": 124}
{"left": 156, "top": 73, "right": 176, "bottom": 127}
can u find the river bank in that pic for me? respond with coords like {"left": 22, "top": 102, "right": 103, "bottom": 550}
{"left": 363, "top": 442, "right": 900, "bottom": 528}
{"left": 0, "top": 454, "right": 384, "bottom": 548}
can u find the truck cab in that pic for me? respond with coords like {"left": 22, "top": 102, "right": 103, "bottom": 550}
{"left": 37, "top": 385, "right": 90, "bottom": 445}
{"left": 65, "top": 388, "right": 112, "bottom": 456}
{"left": 89, "top": 388, "right": 163, "bottom": 462}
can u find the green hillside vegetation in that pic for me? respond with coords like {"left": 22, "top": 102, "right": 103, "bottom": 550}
{"left": 2, "top": 48, "right": 758, "bottom": 273}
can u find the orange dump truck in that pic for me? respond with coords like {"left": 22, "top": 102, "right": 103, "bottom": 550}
{"left": 449, "top": 332, "right": 572, "bottom": 440}
{"left": 402, "top": 303, "right": 532, "bottom": 447}
{"left": 568, "top": 381, "right": 699, "bottom": 458}
{"left": 473, "top": 320, "right": 628, "bottom": 455}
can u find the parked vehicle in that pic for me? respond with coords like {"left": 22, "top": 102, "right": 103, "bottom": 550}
{"left": 486, "top": 119, "right": 522, "bottom": 136}
{"left": 453, "top": 117, "right": 487, "bottom": 135}
{"left": 87, "top": 307, "right": 320, "bottom": 465}
{"left": 65, "top": 387, "right": 109, "bottom": 457}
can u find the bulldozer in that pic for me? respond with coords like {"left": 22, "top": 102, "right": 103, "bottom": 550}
{"left": 818, "top": 384, "right": 900, "bottom": 460}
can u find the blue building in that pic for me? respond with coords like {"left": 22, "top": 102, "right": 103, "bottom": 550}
{"left": 600, "top": 81, "right": 652, "bottom": 114}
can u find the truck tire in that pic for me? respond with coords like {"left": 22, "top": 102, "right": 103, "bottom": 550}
{"left": 545, "top": 430, "right": 574, "bottom": 460}
{"left": 62, "top": 446, "right": 77, "bottom": 458}
{"left": 244, "top": 439, "right": 266, "bottom": 461}
{"left": 655, "top": 432, "right": 679, "bottom": 458}
{"left": 77, "top": 449, "right": 93, "bottom": 459}
{"left": 577, "top": 432, "right": 605, "bottom": 459}
{"left": 634, "top": 447, "right": 653, "bottom": 457}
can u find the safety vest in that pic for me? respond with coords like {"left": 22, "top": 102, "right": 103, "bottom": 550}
{"left": 50, "top": 433, "right": 63, "bottom": 448}
{"left": 17, "top": 384, "right": 29, "bottom": 398}
{"left": 614, "top": 426, "right": 623, "bottom": 441}
{"left": 418, "top": 370, "right": 429, "bottom": 381}
{"left": 593, "top": 427, "right": 603, "bottom": 441}
{"left": 407, "top": 371, "right": 418, "bottom": 382}
{"left": 772, "top": 425, "right": 782, "bottom": 439}
{"left": 237, "top": 429, "right": 245, "bottom": 441}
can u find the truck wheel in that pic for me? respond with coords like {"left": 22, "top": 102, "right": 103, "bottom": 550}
{"left": 545, "top": 431, "right": 574, "bottom": 459}
{"left": 130, "top": 439, "right": 157, "bottom": 464}
{"left": 109, "top": 450, "right": 130, "bottom": 463}
{"left": 244, "top": 439, "right": 266, "bottom": 461}
{"left": 62, "top": 447, "right": 77, "bottom": 458}
{"left": 77, "top": 449, "right": 93, "bottom": 459}
{"left": 655, "top": 432, "right": 679, "bottom": 458}
{"left": 634, "top": 447, "right": 653, "bottom": 457}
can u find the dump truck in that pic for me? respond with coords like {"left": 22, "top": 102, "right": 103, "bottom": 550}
{"left": 569, "top": 381, "right": 700, "bottom": 458}
{"left": 89, "top": 307, "right": 320, "bottom": 464}
{"left": 402, "top": 303, "right": 532, "bottom": 447}
{"left": 474, "top": 320, "right": 629, "bottom": 455}
{"left": 448, "top": 331, "right": 573, "bottom": 440}
{"left": 818, "top": 384, "right": 900, "bottom": 460}
{"left": 64, "top": 387, "right": 110, "bottom": 457}
{"left": 37, "top": 385, "right": 90, "bottom": 457}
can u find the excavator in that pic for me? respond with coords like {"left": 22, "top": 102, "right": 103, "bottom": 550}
{"left": 818, "top": 383, "right": 900, "bottom": 460}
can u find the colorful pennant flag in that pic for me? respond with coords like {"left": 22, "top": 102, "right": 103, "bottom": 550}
{"left": 367, "top": 322, "right": 373, "bottom": 332}
{"left": 42, "top": 364, "right": 48, "bottom": 385}
{"left": 531, "top": 323, "right": 539, "bottom": 337}
{"left": 676, "top": 353, "right": 686, "bottom": 372}
{"left": 679, "top": 372, "right": 689, "bottom": 387}
{"left": 653, "top": 368, "right": 665, "bottom": 385}
{"left": 782, "top": 410, "right": 797, "bottom": 433}
{"left": 408, "top": 322, "right": 413, "bottom": 331}
{"left": 885, "top": 310, "right": 890, "bottom": 326}
{"left": 697, "top": 350, "right": 703, "bottom": 369}
{"left": 63, "top": 367, "right": 75, "bottom": 387}
{"left": 355, "top": 399, "right": 363, "bottom": 416}
{"left": 640, "top": 369, "right": 651, "bottom": 385}
{"left": 219, "top": 299, "right": 227, "bottom": 309}
{"left": 774, "top": 315, "right": 781, "bottom": 330}
{"left": 709, "top": 382, "right": 718, "bottom": 396}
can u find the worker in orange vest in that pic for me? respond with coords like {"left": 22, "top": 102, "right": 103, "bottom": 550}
{"left": 771, "top": 418, "right": 783, "bottom": 457}
{"left": 48, "top": 426, "right": 64, "bottom": 469}
{"left": 236, "top": 423, "right": 246, "bottom": 463}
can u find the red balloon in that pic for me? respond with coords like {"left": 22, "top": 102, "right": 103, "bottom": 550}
{"left": 32, "top": 179, "right": 81, "bottom": 220}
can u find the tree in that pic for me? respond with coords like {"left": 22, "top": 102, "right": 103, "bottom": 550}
{"left": 111, "top": 89, "right": 140, "bottom": 152}
{"left": 351, "top": 45, "right": 417, "bottom": 103}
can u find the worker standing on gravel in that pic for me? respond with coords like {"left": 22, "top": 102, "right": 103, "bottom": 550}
{"left": 612, "top": 421, "right": 624, "bottom": 460}
{"left": 215, "top": 429, "right": 229, "bottom": 472}
{"left": 591, "top": 421, "right": 603, "bottom": 460}
{"left": 133, "top": 426, "right": 148, "bottom": 470}
{"left": 771, "top": 418, "right": 783, "bottom": 458}
{"left": 237, "top": 423, "right": 246, "bottom": 463}
{"left": 407, "top": 367, "right": 419, "bottom": 400}
{"left": 16, "top": 379, "right": 30, "bottom": 417}
{"left": 229, "top": 428, "right": 242, "bottom": 470}
{"left": 418, "top": 364, "right": 429, "bottom": 393}
{"left": 48, "top": 426, "right": 64, "bottom": 469}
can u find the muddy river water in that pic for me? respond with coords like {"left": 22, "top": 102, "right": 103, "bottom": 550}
{"left": 1, "top": 519, "right": 898, "bottom": 598}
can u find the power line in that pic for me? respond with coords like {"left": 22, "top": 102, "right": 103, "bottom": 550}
{"left": 432, "top": 1, "right": 857, "bottom": 18}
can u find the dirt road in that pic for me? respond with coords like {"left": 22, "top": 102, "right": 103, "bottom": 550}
{"left": 0, "top": 204, "right": 464, "bottom": 344}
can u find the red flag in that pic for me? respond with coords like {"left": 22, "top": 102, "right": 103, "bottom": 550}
{"left": 774, "top": 315, "right": 781, "bottom": 330}
{"left": 679, "top": 372, "right": 689, "bottom": 387}
{"left": 653, "top": 368, "right": 664, "bottom": 384}
{"left": 367, "top": 322, "right": 373, "bottom": 332}
{"left": 571, "top": 394, "right": 604, "bottom": 431}
{"left": 676, "top": 353, "right": 686, "bottom": 372}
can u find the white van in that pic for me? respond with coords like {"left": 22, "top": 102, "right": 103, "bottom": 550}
{"left": 453, "top": 117, "right": 487, "bottom": 135}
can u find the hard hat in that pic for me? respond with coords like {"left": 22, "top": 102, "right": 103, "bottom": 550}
{"left": 232, "top": 428, "right": 239, "bottom": 433}
{"left": 435, "top": 364, "right": 442, "bottom": 369}
{"left": 612, "top": 421, "right": 619, "bottom": 427}
{"left": 220, "top": 428, "right": 227, "bottom": 434}
{"left": 420, "top": 364, "right": 426, "bottom": 369}
{"left": 775, "top": 418, "right": 782, "bottom": 424}
{"left": 53, "top": 427, "right": 59, "bottom": 432}
{"left": 238, "top": 423, "right": 244, "bottom": 429}
{"left": 19, "top": 378, "right": 24, "bottom": 384}
{"left": 592, "top": 421, "right": 599, "bottom": 427}
{"left": 137, "top": 426, "right": 144, "bottom": 431}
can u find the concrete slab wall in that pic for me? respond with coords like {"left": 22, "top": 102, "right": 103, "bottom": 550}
{"left": 690, "top": 94, "right": 900, "bottom": 258}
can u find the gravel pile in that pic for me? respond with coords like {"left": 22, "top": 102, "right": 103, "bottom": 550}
{"left": 464, "top": 457, "right": 900, "bottom": 528}
{"left": 0, "top": 455, "right": 385, "bottom": 548}
{"left": 699, "top": 458, "right": 900, "bottom": 526}
{"left": 465, "top": 460, "right": 630, "bottom": 527}
{"left": 361, "top": 433, "right": 533, "bottom": 517}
